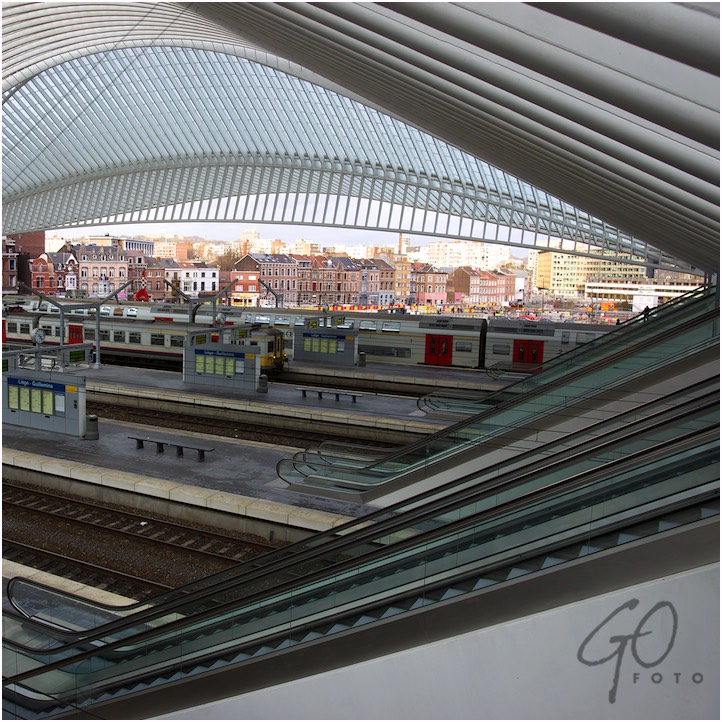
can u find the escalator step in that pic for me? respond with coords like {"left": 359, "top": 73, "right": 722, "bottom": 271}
{"left": 615, "top": 532, "right": 643, "bottom": 544}
{"left": 471, "top": 577, "right": 498, "bottom": 591}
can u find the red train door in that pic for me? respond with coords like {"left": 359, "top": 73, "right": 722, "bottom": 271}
{"left": 425, "top": 334, "right": 453, "bottom": 365}
{"left": 513, "top": 339, "right": 544, "bottom": 364}
{"left": 67, "top": 324, "right": 84, "bottom": 344}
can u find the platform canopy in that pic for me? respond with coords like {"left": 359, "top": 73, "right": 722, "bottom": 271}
{"left": 2, "top": 2, "right": 719, "bottom": 273}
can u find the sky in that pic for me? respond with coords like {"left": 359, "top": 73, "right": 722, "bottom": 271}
{"left": 49, "top": 222, "right": 420, "bottom": 248}
{"left": 48, "top": 221, "right": 529, "bottom": 259}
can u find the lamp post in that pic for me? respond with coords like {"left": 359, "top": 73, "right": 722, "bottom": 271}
{"left": 538, "top": 287, "right": 548, "bottom": 311}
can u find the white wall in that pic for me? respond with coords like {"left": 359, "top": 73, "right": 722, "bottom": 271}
{"left": 161, "top": 563, "right": 719, "bottom": 720}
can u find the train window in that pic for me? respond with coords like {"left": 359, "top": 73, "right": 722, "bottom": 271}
{"left": 150, "top": 333, "right": 166, "bottom": 346}
{"left": 294, "top": 317, "right": 305, "bottom": 326}
{"left": 359, "top": 321, "right": 377, "bottom": 331}
{"left": 561, "top": 332, "right": 570, "bottom": 345}
{"left": 99, "top": 330, "right": 110, "bottom": 341}
{"left": 170, "top": 336, "right": 185, "bottom": 347}
{"left": 126, "top": 308, "right": 138, "bottom": 317}
{"left": 255, "top": 315, "right": 270, "bottom": 324}
{"left": 381, "top": 322, "right": 400, "bottom": 333}
{"left": 20, "top": 323, "right": 30, "bottom": 334}
{"left": 41, "top": 324, "right": 54, "bottom": 337}
{"left": 273, "top": 316, "right": 290, "bottom": 325}
{"left": 113, "top": 331, "right": 125, "bottom": 342}
{"left": 7, "top": 322, "right": 17, "bottom": 332}
{"left": 492, "top": 343, "right": 511, "bottom": 356}
{"left": 85, "top": 328, "right": 95, "bottom": 340}
{"left": 359, "top": 344, "right": 411, "bottom": 359}
{"left": 455, "top": 341, "right": 473, "bottom": 352}
{"left": 100, "top": 306, "right": 112, "bottom": 316}
{"left": 576, "top": 332, "right": 596, "bottom": 344}
{"left": 128, "top": 332, "right": 142, "bottom": 344}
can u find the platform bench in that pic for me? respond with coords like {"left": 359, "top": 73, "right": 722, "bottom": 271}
{"left": 296, "top": 387, "right": 363, "bottom": 403}
{"left": 129, "top": 436, "right": 215, "bottom": 462}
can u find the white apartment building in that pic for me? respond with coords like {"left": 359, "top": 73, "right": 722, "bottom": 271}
{"left": 163, "top": 261, "right": 219, "bottom": 297}
{"left": 422, "top": 239, "right": 512, "bottom": 270}
{"left": 285, "top": 238, "right": 324, "bottom": 256}
{"left": 584, "top": 279, "right": 703, "bottom": 310}
{"left": 535, "top": 251, "right": 588, "bottom": 297}
{"left": 529, "top": 249, "right": 702, "bottom": 304}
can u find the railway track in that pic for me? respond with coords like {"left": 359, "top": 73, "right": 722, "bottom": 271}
{"left": 3, "top": 481, "right": 283, "bottom": 600}
{"left": 97, "top": 355, "right": 448, "bottom": 396}
{"left": 86, "top": 401, "right": 355, "bottom": 446}
{"left": 4, "top": 541, "right": 171, "bottom": 600}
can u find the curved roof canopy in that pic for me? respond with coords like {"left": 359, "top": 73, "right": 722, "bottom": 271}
{"left": 2, "top": 2, "right": 719, "bottom": 273}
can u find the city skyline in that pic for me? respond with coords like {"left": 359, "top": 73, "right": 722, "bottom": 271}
{"left": 52, "top": 223, "right": 418, "bottom": 247}
{"left": 49, "top": 222, "right": 529, "bottom": 258}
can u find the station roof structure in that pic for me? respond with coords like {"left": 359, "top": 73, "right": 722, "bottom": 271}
{"left": 2, "top": 2, "right": 719, "bottom": 273}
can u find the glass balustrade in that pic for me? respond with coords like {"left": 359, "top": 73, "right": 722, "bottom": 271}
{"left": 4, "top": 420, "right": 717, "bottom": 710}
{"left": 3, "top": 287, "right": 719, "bottom": 716}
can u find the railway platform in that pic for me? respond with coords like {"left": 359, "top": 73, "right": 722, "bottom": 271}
{"left": 74, "top": 359, "right": 463, "bottom": 443}
{"left": 3, "top": 360, "right": 503, "bottom": 604}
{"left": 4, "top": 360, "right": 463, "bottom": 519}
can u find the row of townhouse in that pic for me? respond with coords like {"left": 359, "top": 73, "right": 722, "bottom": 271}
{"left": 231, "top": 254, "right": 397, "bottom": 307}
{"left": 230, "top": 254, "right": 451, "bottom": 308}
{"left": 448, "top": 266, "right": 528, "bottom": 306}
{"left": 27, "top": 243, "right": 219, "bottom": 300}
{"left": 9, "top": 236, "right": 527, "bottom": 309}
{"left": 229, "top": 255, "right": 528, "bottom": 308}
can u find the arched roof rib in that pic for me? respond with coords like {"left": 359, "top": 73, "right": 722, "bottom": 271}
{"left": 1, "top": 3, "right": 388, "bottom": 121}
{"left": 2, "top": 2, "right": 718, "bottom": 274}
{"left": 186, "top": 1, "right": 719, "bottom": 271}
{"left": 2, "top": 45, "right": 668, "bottom": 266}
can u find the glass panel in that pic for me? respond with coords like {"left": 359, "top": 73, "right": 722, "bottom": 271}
{"left": 282, "top": 292, "right": 718, "bottom": 489}
{"left": 3, "top": 431, "right": 716, "bottom": 710}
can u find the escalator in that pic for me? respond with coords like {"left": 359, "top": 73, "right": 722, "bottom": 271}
{"left": 3, "top": 375, "right": 718, "bottom": 718}
{"left": 418, "top": 287, "right": 715, "bottom": 418}
{"left": 277, "top": 287, "right": 719, "bottom": 501}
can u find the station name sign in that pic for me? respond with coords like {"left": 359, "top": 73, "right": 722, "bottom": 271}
{"left": 8, "top": 377, "right": 73, "bottom": 393}
{"left": 195, "top": 349, "right": 247, "bottom": 359}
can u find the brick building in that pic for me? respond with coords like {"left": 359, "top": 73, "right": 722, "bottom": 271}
{"left": 30, "top": 252, "right": 79, "bottom": 296}
{"left": 410, "top": 263, "right": 448, "bottom": 307}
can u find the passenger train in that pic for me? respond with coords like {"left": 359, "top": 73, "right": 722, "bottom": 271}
{"left": 2, "top": 297, "right": 612, "bottom": 371}
{"left": 2, "top": 304, "right": 286, "bottom": 374}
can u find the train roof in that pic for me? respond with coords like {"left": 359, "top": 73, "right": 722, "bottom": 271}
{"left": 3, "top": 296, "right": 614, "bottom": 332}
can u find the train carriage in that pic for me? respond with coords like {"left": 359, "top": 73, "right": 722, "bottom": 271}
{"left": 3, "top": 310, "right": 86, "bottom": 347}
{"left": 234, "top": 308, "right": 611, "bottom": 368}
{"left": 2, "top": 298, "right": 612, "bottom": 371}
{"left": 2, "top": 309, "right": 286, "bottom": 374}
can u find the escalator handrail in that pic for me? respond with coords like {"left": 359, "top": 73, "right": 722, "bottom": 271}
{"left": 7, "top": 378, "right": 718, "bottom": 645}
{"left": 4, "top": 425, "right": 718, "bottom": 689}
{"left": 325, "top": 305, "right": 721, "bottom": 474}
{"left": 5, "top": 394, "right": 718, "bottom": 660}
